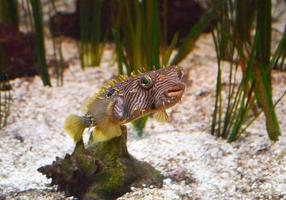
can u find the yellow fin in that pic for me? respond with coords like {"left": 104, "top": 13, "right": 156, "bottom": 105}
{"left": 82, "top": 94, "right": 98, "bottom": 112}
{"left": 153, "top": 110, "right": 169, "bottom": 122}
{"left": 91, "top": 125, "right": 122, "bottom": 142}
{"left": 64, "top": 114, "right": 86, "bottom": 143}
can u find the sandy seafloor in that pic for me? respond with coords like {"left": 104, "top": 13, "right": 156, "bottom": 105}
{"left": 1, "top": 34, "right": 286, "bottom": 200}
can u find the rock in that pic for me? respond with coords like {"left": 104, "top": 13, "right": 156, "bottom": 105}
{"left": 50, "top": 0, "right": 216, "bottom": 43}
{"left": 160, "top": 0, "right": 216, "bottom": 43}
{"left": 0, "top": 25, "right": 38, "bottom": 79}
{"left": 38, "top": 126, "right": 164, "bottom": 200}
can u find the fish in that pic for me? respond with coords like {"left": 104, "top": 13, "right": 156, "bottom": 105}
{"left": 64, "top": 65, "right": 185, "bottom": 143}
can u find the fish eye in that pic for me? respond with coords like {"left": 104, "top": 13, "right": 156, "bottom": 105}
{"left": 140, "top": 75, "right": 152, "bottom": 89}
{"left": 106, "top": 88, "right": 115, "bottom": 97}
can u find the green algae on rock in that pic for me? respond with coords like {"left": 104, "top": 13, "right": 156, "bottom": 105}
{"left": 38, "top": 126, "right": 164, "bottom": 200}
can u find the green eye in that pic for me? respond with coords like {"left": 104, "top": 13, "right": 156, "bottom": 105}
{"left": 140, "top": 75, "right": 152, "bottom": 89}
{"left": 142, "top": 78, "right": 149, "bottom": 85}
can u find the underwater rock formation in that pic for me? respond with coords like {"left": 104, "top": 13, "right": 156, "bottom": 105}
{"left": 50, "top": 0, "right": 215, "bottom": 42}
{"left": 38, "top": 126, "right": 164, "bottom": 200}
{"left": 0, "top": 25, "right": 38, "bottom": 79}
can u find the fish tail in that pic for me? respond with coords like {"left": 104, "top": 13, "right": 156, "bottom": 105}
{"left": 64, "top": 114, "right": 86, "bottom": 143}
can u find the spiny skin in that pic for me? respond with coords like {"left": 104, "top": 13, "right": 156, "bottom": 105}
{"left": 89, "top": 65, "right": 185, "bottom": 123}
{"left": 65, "top": 65, "right": 185, "bottom": 143}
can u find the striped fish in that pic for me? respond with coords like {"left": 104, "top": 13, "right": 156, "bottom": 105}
{"left": 64, "top": 65, "right": 185, "bottom": 143}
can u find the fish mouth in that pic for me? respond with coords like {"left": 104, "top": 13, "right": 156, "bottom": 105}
{"left": 165, "top": 87, "right": 184, "bottom": 97}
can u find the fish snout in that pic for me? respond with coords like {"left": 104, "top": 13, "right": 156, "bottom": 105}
{"left": 164, "top": 84, "right": 185, "bottom": 98}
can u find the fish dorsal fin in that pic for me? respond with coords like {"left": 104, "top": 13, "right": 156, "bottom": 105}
{"left": 82, "top": 86, "right": 110, "bottom": 112}
{"left": 88, "top": 99, "right": 112, "bottom": 124}
{"left": 153, "top": 110, "right": 169, "bottom": 122}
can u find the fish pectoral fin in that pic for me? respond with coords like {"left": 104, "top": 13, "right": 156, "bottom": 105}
{"left": 91, "top": 125, "right": 122, "bottom": 143}
{"left": 153, "top": 110, "right": 169, "bottom": 122}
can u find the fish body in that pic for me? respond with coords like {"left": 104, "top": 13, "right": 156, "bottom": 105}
{"left": 64, "top": 65, "right": 185, "bottom": 143}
